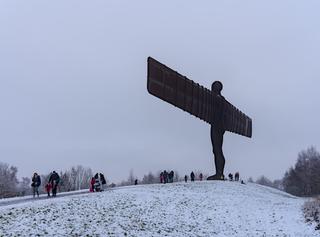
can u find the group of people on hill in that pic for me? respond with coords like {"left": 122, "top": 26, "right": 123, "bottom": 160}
{"left": 30, "top": 169, "right": 244, "bottom": 198}
{"left": 159, "top": 170, "right": 207, "bottom": 183}
{"left": 160, "top": 170, "right": 175, "bottom": 184}
{"left": 184, "top": 171, "right": 203, "bottom": 182}
{"left": 228, "top": 172, "right": 240, "bottom": 181}
{"left": 31, "top": 171, "right": 60, "bottom": 198}
{"left": 90, "top": 173, "right": 106, "bottom": 192}
{"left": 228, "top": 172, "right": 245, "bottom": 184}
{"left": 32, "top": 171, "right": 106, "bottom": 198}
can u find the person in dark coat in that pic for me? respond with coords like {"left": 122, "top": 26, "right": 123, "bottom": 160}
{"left": 31, "top": 173, "right": 41, "bottom": 198}
{"left": 100, "top": 173, "right": 106, "bottom": 186}
{"left": 94, "top": 173, "right": 107, "bottom": 191}
{"left": 228, "top": 173, "right": 233, "bottom": 181}
{"left": 235, "top": 172, "right": 240, "bottom": 181}
{"left": 94, "top": 173, "right": 101, "bottom": 191}
{"left": 49, "top": 171, "right": 60, "bottom": 197}
{"left": 199, "top": 173, "right": 203, "bottom": 181}
{"left": 134, "top": 179, "right": 138, "bottom": 185}
{"left": 169, "top": 171, "right": 174, "bottom": 183}
{"left": 184, "top": 175, "right": 188, "bottom": 183}
{"left": 168, "top": 172, "right": 172, "bottom": 183}
{"left": 190, "top": 171, "right": 195, "bottom": 182}
{"left": 163, "top": 170, "right": 168, "bottom": 184}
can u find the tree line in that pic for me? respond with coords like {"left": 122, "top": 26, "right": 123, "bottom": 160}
{"left": 253, "top": 146, "right": 320, "bottom": 197}
{"left": 1, "top": 146, "right": 320, "bottom": 198}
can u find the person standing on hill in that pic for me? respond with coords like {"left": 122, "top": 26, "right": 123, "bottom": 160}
{"left": 163, "top": 170, "right": 168, "bottom": 184}
{"left": 235, "top": 172, "right": 240, "bottom": 181}
{"left": 49, "top": 171, "right": 60, "bottom": 197}
{"left": 184, "top": 175, "right": 188, "bottom": 183}
{"left": 228, "top": 173, "right": 233, "bottom": 181}
{"left": 160, "top": 172, "right": 164, "bottom": 183}
{"left": 100, "top": 173, "right": 107, "bottom": 191}
{"left": 169, "top": 171, "right": 174, "bottom": 183}
{"left": 31, "top": 172, "right": 41, "bottom": 198}
{"left": 94, "top": 173, "right": 107, "bottom": 191}
{"left": 45, "top": 183, "right": 52, "bottom": 197}
{"left": 90, "top": 177, "right": 95, "bottom": 192}
{"left": 190, "top": 172, "right": 195, "bottom": 182}
{"left": 94, "top": 173, "right": 102, "bottom": 191}
{"left": 199, "top": 173, "right": 203, "bottom": 181}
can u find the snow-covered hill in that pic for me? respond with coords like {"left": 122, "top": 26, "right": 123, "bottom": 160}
{"left": 0, "top": 181, "right": 317, "bottom": 236}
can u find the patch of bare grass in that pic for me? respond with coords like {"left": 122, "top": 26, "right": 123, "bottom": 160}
{"left": 303, "top": 197, "right": 320, "bottom": 231}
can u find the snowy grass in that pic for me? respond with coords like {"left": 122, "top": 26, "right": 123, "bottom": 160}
{"left": 0, "top": 189, "right": 88, "bottom": 204}
{"left": 0, "top": 181, "right": 318, "bottom": 236}
{"left": 303, "top": 197, "right": 320, "bottom": 231}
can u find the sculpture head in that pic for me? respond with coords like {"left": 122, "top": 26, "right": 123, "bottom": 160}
{"left": 211, "top": 81, "right": 223, "bottom": 95}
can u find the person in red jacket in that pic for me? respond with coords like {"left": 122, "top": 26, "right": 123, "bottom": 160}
{"left": 90, "top": 177, "right": 95, "bottom": 192}
{"left": 45, "top": 183, "right": 52, "bottom": 197}
{"left": 160, "top": 172, "right": 164, "bottom": 183}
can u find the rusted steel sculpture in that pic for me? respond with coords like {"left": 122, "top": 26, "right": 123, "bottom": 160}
{"left": 147, "top": 57, "right": 252, "bottom": 180}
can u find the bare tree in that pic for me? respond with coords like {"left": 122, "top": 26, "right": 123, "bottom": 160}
{"left": 59, "top": 165, "right": 93, "bottom": 191}
{"left": 174, "top": 170, "right": 180, "bottom": 182}
{"left": 142, "top": 172, "right": 156, "bottom": 184}
{"left": 255, "top": 176, "right": 273, "bottom": 187}
{"left": 272, "top": 179, "right": 283, "bottom": 190}
{"left": 0, "top": 162, "right": 19, "bottom": 198}
{"left": 283, "top": 146, "right": 320, "bottom": 196}
{"left": 127, "top": 169, "right": 136, "bottom": 185}
{"left": 17, "top": 177, "right": 31, "bottom": 196}
{"left": 59, "top": 171, "right": 72, "bottom": 192}
{"left": 247, "top": 177, "right": 254, "bottom": 183}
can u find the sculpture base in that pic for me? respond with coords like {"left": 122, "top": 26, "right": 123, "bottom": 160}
{"left": 207, "top": 174, "right": 225, "bottom": 181}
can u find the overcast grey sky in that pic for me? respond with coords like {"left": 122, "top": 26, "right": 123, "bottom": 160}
{"left": 1, "top": 1, "right": 319, "bottom": 183}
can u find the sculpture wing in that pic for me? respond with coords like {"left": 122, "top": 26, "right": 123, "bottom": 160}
{"left": 147, "top": 57, "right": 252, "bottom": 138}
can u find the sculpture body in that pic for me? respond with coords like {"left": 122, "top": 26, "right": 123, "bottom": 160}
{"left": 208, "top": 81, "right": 226, "bottom": 180}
